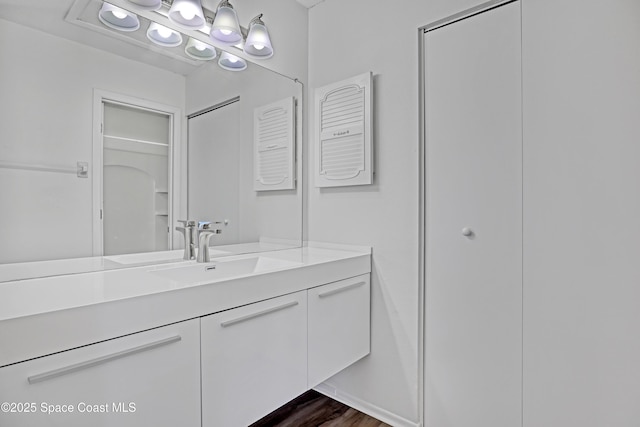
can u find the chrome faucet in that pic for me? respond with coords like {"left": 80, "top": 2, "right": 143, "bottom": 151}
{"left": 197, "top": 221, "right": 222, "bottom": 263}
{"left": 175, "top": 220, "right": 197, "bottom": 260}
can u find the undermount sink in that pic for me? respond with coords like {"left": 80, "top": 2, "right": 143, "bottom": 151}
{"left": 148, "top": 256, "right": 300, "bottom": 284}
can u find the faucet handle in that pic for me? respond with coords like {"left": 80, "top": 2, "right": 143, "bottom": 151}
{"left": 198, "top": 221, "right": 223, "bottom": 230}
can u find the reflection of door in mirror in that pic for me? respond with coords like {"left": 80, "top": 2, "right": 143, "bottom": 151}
{"left": 188, "top": 98, "right": 240, "bottom": 246}
{"left": 99, "top": 102, "right": 171, "bottom": 256}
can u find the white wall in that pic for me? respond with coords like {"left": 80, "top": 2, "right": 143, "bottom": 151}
{"left": 0, "top": 19, "right": 185, "bottom": 263}
{"left": 307, "top": 0, "right": 488, "bottom": 424}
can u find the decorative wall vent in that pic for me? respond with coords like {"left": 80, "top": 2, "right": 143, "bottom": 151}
{"left": 314, "top": 72, "right": 373, "bottom": 188}
{"left": 254, "top": 97, "right": 296, "bottom": 191}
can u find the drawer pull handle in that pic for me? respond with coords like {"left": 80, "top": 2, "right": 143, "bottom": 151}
{"left": 318, "top": 281, "right": 366, "bottom": 298}
{"left": 27, "top": 335, "right": 182, "bottom": 384}
{"left": 221, "top": 301, "right": 299, "bottom": 327}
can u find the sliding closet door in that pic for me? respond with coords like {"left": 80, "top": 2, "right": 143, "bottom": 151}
{"left": 424, "top": 2, "right": 522, "bottom": 427}
{"left": 522, "top": 1, "right": 640, "bottom": 425}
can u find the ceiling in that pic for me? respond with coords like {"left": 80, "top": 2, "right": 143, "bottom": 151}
{"left": 295, "top": 0, "right": 325, "bottom": 8}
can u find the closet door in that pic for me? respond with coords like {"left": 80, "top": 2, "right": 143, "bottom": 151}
{"left": 522, "top": 1, "right": 640, "bottom": 425}
{"left": 424, "top": 2, "right": 522, "bottom": 427}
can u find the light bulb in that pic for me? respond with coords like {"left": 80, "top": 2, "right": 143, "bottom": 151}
{"left": 158, "top": 26, "right": 173, "bottom": 39}
{"left": 228, "top": 56, "right": 238, "bottom": 63}
{"left": 194, "top": 40, "right": 207, "bottom": 51}
{"left": 253, "top": 44, "right": 264, "bottom": 50}
{"left": 112, "top": 9, "right": 128, "bottom": 20}
{"left": 179, "top": 7, "right": 196, "bottom": 21}
{"left": 220, "top": 29, "right": 232, "bottom": 36}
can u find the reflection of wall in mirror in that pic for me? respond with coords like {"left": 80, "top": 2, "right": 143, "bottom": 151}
{"left": 186, "top": 65, "right": 301, "bottom": 245}
{"left": 0, "top": 18, "right": 185, "bottom": 263}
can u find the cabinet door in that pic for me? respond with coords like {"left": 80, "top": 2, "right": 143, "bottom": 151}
{"left": 201, "top": 291, "right": 307, "bottom": 427}
{"left": 307, "top": 274, "right": 370, "bottom": 388}
{"left": 0, "top": 319, "right": 200, "bottom": 427}
{"left": 424, "top": 2, "right": 522, "bottom": 427}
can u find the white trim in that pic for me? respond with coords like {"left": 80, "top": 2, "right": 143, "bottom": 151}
{"left": 92, "top": 89, "right": 183, "bottom": 256}
{"left": 0, "top": 161, "right": 77, "bottom": 175}
{"left": 417, "top": 23, "right": 426, "bottom": 427}
{"left": 315, "top": 382, "right": 421, "bottom": 427}
{"left": 103, "top": 134, "right": 169, "bottom": 147}
{"left": 419, "top": 0, "right": 516, "bottom": 32}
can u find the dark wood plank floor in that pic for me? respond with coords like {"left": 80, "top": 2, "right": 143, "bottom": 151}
{"left": 250, "top": 390, "right": 390, "bottom": 427}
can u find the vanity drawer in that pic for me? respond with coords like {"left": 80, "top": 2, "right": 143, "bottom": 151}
{"left": 0, "top": 319, "right": 200, "bottom": 427}
{"left": 201, "top": 291, "right": 308, "bottom": 427}
{"left": 308, "top": 274, "right": 371, "bottom": 387}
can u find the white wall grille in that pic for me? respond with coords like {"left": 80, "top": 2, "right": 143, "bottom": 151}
{"left": 254, "top": 97, "right": 295, "bottom": 191}
{"left": 315, "top": 72, "right": 373, "bottom": 187}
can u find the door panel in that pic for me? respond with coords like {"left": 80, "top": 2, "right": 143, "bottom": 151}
{"left": 424, "top": 2, "right": 522, "bottom": 426}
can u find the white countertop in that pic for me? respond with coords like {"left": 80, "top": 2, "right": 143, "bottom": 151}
{"left": 0, "top": 245, "right": 371, "bottom": 368}
{"left": 0, "top": 241, "right": 299, "bottom": 283}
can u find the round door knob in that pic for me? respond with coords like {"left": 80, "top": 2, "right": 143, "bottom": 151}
{"left": 462, "top": 227, "right": 473, "bottom": 237}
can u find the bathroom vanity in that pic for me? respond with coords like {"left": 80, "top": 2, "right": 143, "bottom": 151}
{"left": 0, "top": 245, "right": 371, "bottom": 426}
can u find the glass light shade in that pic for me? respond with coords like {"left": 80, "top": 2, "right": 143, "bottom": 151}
{"left": 243, "top": 19, "right": 273, "bottom": 59}
{"left": 126, "top": 0, "right": 161, "bottom": 11}
{"left": 98, "top": 3, "right": 140, "bottom": 32}
{"left": 185, "top": 38, "right": 217, "bottom": 60}
{"left": 210, "top": 2, "right": 242, "bottom": 45}
{"left": 218, "top": 51, "right": 247, "bottom": 71}
{"left": 147, "top": 22, "right": 183, "bottom": 47}
{"left": 168, "top": 0, "right": 206, "bottom": 30}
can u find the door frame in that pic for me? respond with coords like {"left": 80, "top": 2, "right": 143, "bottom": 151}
{"left": 92, "top": 89, "right": 183, "bottom": 256}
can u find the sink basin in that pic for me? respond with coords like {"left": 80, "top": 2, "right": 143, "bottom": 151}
{"left": 148, "top": 256, "right": 300, "bottom": 284}
{"left": 105, "top": 250, "right": 186, "bottom": 265}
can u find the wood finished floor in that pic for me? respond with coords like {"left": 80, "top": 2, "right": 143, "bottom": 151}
{"left": 250, "top": 390, "right": 390, "bottom": 427}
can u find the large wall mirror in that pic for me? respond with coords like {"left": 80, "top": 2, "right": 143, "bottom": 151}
{"left": 0, "top": 0, "right": 303, "bottom": 282}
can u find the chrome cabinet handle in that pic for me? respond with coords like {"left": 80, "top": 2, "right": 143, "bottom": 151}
{"left": 318, "top": 281, "right": 366, "bottom": 298}
{"left": 27, "top": 335, "right": 182, "bottom": 384}
{"left": 220, "top": 301, "right": 299, "bottom": 327}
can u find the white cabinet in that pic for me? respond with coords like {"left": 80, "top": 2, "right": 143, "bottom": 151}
{"left": 423, "top": 2, "right": 522, "bottom": 427}
{"left": 0, "top": 319, "right": 201, "bottom": 427}
{"left": 201, "top": 291, "right": 308, "bottom": 427}
{"left": 308, "top": 274, "right": 370, "bottom": 388}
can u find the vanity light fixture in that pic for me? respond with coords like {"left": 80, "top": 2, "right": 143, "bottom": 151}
{"left": 218, "top": 51, "right": 247, "bottom": 71}
{"left": 98, "top": 3, "right": 140, "bottom": 32}
{"left": 147, "top": 22, "right": 183, "bottom": 47}
{"left": 126, "top": 0, "right": 162, "bottom": 11}
{"left": 185, "top": 37, "right": 217, "bottom": 60}
{"left": 168, "top": 0, "right": 205, "bottom": 30}
{"left": 209, "top": 0, "right": 242, "bottom": 46}
{"left": 243, "top": 14, "right": 273, "bottom": 59}
{"left": 98, "top": 0, "right": 275, "bottom": 71}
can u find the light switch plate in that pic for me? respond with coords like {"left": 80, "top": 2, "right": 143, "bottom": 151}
{"left": 77, "top": 161, "right": 88, "bottom": 178}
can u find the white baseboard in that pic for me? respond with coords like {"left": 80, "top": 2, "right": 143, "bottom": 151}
{"left": 314, "top": 382, "right": 421, "bottom": 427}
